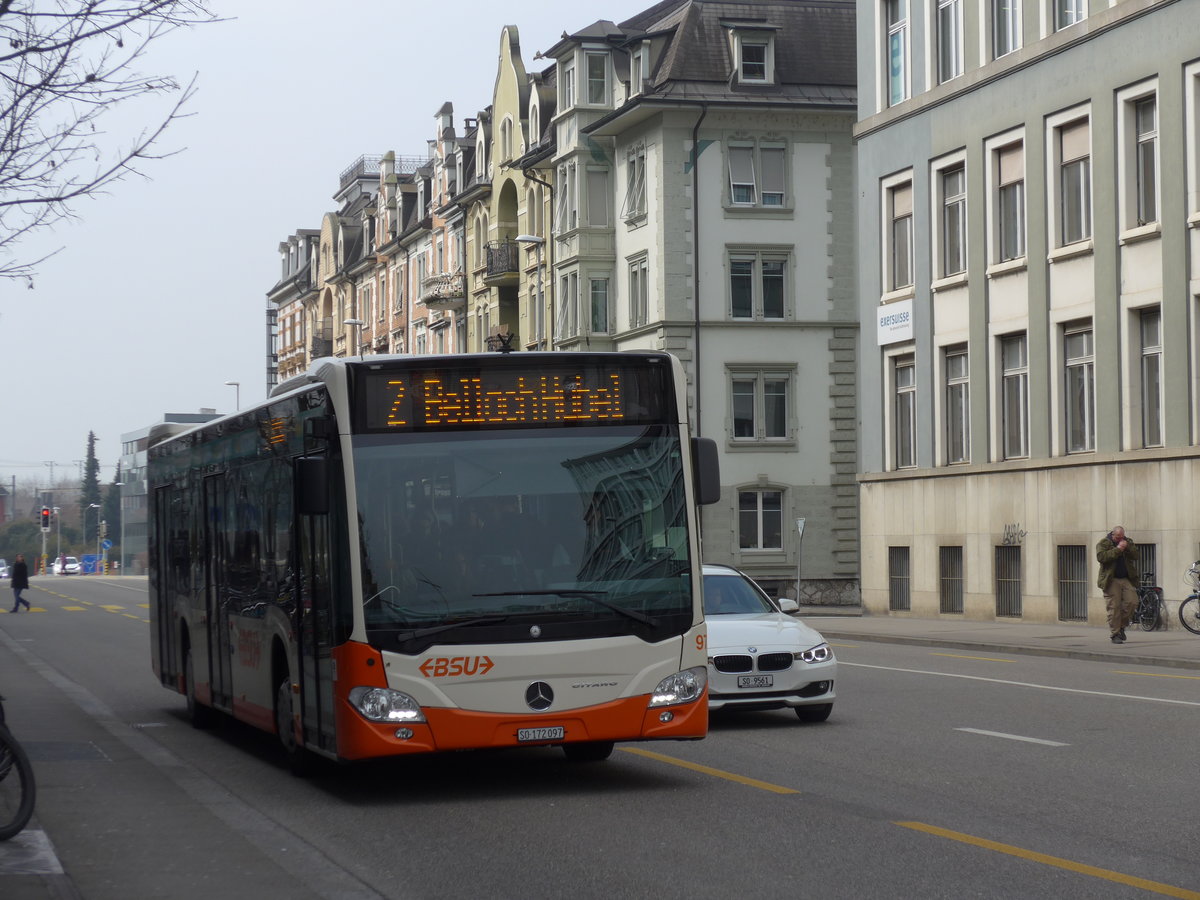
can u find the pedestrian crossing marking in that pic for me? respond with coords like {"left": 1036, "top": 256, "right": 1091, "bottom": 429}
{"left": 63, "top": 606, "right": 87, "bottom": 611}
{"left": 100, "top": 605, "right": 126, "bottom": 611}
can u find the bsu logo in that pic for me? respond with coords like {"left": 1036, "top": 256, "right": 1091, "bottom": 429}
{"left": 419, "top": 656, "right": 495, "bottom": 678}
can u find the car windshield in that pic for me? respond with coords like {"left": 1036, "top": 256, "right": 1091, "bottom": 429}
{"left": 352, "top": 425, "right": 694, "bottom": 648}
{"left": 703, "top": 573, "right": 776, "bottom": 616}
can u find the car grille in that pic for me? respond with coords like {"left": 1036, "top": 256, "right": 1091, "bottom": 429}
{"left": 712, "top": 653, "right": 794, "bottom": 674}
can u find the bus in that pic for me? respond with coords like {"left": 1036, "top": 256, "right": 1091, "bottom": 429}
{"left": 148, "top": 351, "right": 720, "bottom": 769}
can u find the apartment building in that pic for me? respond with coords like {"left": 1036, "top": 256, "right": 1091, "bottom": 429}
{"left": 855, "top": 0, "right": 1200, "bottom": 621}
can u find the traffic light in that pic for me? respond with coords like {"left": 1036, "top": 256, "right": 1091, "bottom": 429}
{"left": 40, "top": 507, "right": 51, "bottom": 532}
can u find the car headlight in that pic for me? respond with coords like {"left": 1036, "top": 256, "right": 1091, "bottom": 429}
{"left": 348, "top": 686, "right": 427, "bottom": 723}
{"left": 648, "top": 666, "right": 707, "bottom": 708}
{"left": 793, "top": 642, "right": 833, "bottom": 664}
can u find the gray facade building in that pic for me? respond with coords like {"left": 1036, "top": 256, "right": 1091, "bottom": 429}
{"left": 855, "top": 0, "right": 1200, "bottom": 621}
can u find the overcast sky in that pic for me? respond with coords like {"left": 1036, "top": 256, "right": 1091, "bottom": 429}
{"left": 0, "top": 0, "right": 651, "bottom": 492}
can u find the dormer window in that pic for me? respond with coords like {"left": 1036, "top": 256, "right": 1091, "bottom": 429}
{"left": 529, "top": 99, "right": 540, "bottom": 146}
{"left": 631, "top": 45, "right": 648, "bottom": 95}
{"left": 585, "top": 51, "right": 608, "bottom": 105}
{"left": 729, "top": 27, "right": 777, "bottom": 85}
{"left": 561, "top": 59, "right": 576, "bottom": 109}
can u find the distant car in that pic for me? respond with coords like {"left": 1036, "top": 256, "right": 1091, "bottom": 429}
{"left": 702, "top": 564, "right": 837, "bottom": 722}
{"left": 0, "top": 558, "right": 7, "bottom": 579}
{"left": 53, "top": 556, "right": 81, "bottom": 575}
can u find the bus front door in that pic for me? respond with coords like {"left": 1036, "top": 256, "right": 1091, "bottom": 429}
{"left": 296, "top": 505, "right": 337, "bottom": 755}
{"left": 204, "top": 474, "right": 233, "bottom": 710}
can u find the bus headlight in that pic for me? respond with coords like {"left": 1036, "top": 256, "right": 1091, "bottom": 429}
{"left": 348, "top": 686, "right": 427, "bottom": 723}
{"left": 648, "top": 666, "right": 707, "bottom": 708}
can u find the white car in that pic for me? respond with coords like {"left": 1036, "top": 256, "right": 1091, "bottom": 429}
{"left": 53, "top": 556, "right": 81, "bottom": 575}
{"left": 702, "top": 564, "right": 837, "bottom": 722}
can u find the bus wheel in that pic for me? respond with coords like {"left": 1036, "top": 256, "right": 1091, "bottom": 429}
{"left": 275, "top": 676, "right": 314, "bottom": 777}
{"left": 184, "top": 648, "right": 216, "bottom": 729}
{"left": 562, "top": 741, "right": 614, "bottom": 762}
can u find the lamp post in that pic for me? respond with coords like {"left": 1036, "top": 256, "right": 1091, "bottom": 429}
{"left": 343, "top": 318, "right": 364, "bottom": 358}
{"left": 515, "top": 235, "right": 545, "bottom": 348}
{"left": 114, "top": 482, "right": 125, "bottom": 573}
{"left": 224, "top": 380, "right": 240, "bottom": 410}
{"left": 86, "top": 503, "right": 100, "bottom": 575}
{"left": 53, "top": 506, "right": 61, "bottom": 571}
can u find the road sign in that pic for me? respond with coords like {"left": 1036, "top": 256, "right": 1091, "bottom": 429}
{"left": 101, "top": 539, "right": 113, "bottom": 550}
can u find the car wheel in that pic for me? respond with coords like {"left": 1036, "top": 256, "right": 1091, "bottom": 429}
{"left": 795, "top": 703, "right": 832, "bottom": 723}
{"left": 562, "top": 741, "right": 614, "bottom": 762}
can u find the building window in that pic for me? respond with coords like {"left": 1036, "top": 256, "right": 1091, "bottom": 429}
{"left": 1058, "top": 119, "right": 1091, "bottom": 246}
{"left": 944, "top": 345, "right": 970, "bottom": 464}
{"left": 1063, "top": 324, "right": 1094, "bottom": 453}
{"left": 555, "top": 161, "right": 578, "bottom": 233}
{"left": 995, "top": 545, "right": 1022, "bottom": 617}
{"left": 631, "top": 45, "right": 648, "bottom": 95}
{"left": 560, "top": 59, "right": 576, "bottom": 109}
{"left": 726, "top": 141, "right": 786, "bottom": 209}
{"left": 939, "top": 546, "right": 964, "bottom": 613}
{"left": 1054, "top": 0, "right": 1085, "bottom": 31}
{"left": 728, "top": 251, "right": 787, "bottom": 320}
{"left": 992, "top": 0, "right": 1019, "bottom": 58}
{"left": 1134, "top": 96, "right": 1158, "bottom": 226}
{"left": 1057, "top": 545, "right": 1088, "bottom": 621}
{"left": 589, "top": 278, "right": 610, "bottom": 334}
{"left": 886, "top": 0, "right": 908, "bottom": 107}
{"left": 557, "top": 271, "right": 578, "bottom": 339}
{"left": 499, "top": 117, "right": 513, "bottom": 161}
{"left": 941, "top": 165, "right": 966, "bottom": 277}
{"left": 996, "top": 143, "right": 1025, "bottom": 262}
{"left": 730, "top": 369, "right": 792, "bottom": 442}
{"left": 889, "top": 546, "right": 911, "bottom": 611}
{"left": 739, "top": 38, "right": 769, "bottom": 82}
{"left": 889, "top": 182, "right": 914, "bottom": 291}
{"left": 894, "top": 355, "right": 916, "bottom": 469}
{"left": 1140, "top": 308, "right": 1163, "bottom": 448}
{"left": 1001, "top": 333, "right": 1028, "bottom": 459}
{"left": 628, "top": 256, "right": 648, "bottom": 328}
{"left": 621, "top": 146, "right": 646, "bottom": 220}
{"left": 586, "top": 168, "right": 610, "bottom": 227}
{"left": 739, "top": 490, "right": 783, "bottom": 550}
{"left": 585, "top": 52, "right": 608, "bottom": 105}
{"left": 937, "top": 0, "right": 963, "bottom": 83}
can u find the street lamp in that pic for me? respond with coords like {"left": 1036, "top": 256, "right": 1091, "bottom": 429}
{"left": 343, "top": 318, "right": 364, "bottom": 358}
{"left": 515, "top": 235, "right": 546, "bottom": 348}
{"left": 224, "top": 380, "right": 240, "bottom": 410}
{"left": 53, "top": 506, "right": 61, "bottom": 571}
{"left": 86, "top": 503, "right": 101, "bottom": 574}
{"left": 114, "top": 482, "right": 125, "bottom": 574}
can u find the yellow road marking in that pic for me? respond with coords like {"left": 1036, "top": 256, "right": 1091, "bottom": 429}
{"left": 1113, "top": 670, "right": 1200, "bottom": 680}
{"left": 100, "top": 605, "right": 126, "bottom": 611}
{"left": 897, "top": 821, "right": 1200, "bottom": 899}
{"left": 63, "top": 606, "right": 86, "bottom": 611}
{"left": 931, "top": 652, "right": 1015, "bottom": 663}
{"left": 829, "top": 641, "right": 858, "bottom": 648}
{"left": 620, "top": 747, "right": 799, "bottom": 794}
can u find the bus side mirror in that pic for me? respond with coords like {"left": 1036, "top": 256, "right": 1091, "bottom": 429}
{"left": 692, "top": 437, "right": 721, "bottom": 506}
{"left": 296, "top": 457, "right": 330, "bottom": 515}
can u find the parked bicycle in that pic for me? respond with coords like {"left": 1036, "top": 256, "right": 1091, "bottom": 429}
{"left": 0, "top": 693, "right": 36, "bottom": 840}
{"left": 1131, "top": 571, "right": 1165, "bottom": 632}
{"left": 1179, "top": 561, "right": 1200, "bottom": 635}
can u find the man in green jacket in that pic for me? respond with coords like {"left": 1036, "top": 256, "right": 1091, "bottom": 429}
{"left": 1097, "top": 525, "right": 1139, "bottom": 644}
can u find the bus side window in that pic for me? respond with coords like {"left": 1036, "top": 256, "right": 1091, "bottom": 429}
{"left": 296, "top": 457, "right": 329, "bottom": 515}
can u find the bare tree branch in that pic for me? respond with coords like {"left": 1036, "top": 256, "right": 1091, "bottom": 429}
{"left": 0, "top": 1, "right": 220, "bottom": 283}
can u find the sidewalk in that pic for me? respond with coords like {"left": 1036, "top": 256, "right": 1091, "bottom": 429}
{"left": 796, "top": 607, "right": 1200, "bottom": 670}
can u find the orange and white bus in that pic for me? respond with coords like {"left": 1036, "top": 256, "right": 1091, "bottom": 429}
{"left": 149, "top": 351, "right": 719, "bottom": 769}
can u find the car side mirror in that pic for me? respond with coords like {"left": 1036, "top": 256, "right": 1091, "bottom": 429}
{"left": 778, "top": 598, "right": 800, "bottom": 614}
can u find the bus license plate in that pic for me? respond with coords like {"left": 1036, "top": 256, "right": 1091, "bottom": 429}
{"left": 518, "top": 726, "right": 564, "bottom": 742}
{"left": 737, "top": 675, "right": 773, "bottom": 689}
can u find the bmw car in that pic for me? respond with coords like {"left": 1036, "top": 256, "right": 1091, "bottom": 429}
{"left": 703, "top": 564, "right": 836, "bottom": 722}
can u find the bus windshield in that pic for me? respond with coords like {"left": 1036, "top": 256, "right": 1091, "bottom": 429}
{"left": 352, "top": 424, "right": 693, "bottom": 651}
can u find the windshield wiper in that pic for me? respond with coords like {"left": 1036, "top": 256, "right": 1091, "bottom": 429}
{"left": 395, "top": 614, "right": 510, "bottom": 644}
{"left": 473, "top": 590, "right": 659, "bottom": 627}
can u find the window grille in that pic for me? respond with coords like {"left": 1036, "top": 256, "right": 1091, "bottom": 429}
{"left": 1139, "top": 543, "right": 1157, "bottom": 587}
{"left": 1057, "top": 545, "right": 1088, "bottom": 621}
{"left": 995, "top": 545, "right": 1022, "bottom": 617}
{"left": 889, "top": 546, "right": 911, "bottom": 611}
{"left": 939, "top": 546, "right": 964, "bottom": 613}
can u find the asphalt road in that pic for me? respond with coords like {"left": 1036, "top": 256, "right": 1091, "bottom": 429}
{"left": 1, "top": 576, "right": 1196, "bottom": 899}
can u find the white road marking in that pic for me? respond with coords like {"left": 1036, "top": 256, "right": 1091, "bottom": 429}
{"left": 840, "top": 661, "right": 1200, "bottom": 707}
{"left": 955, "top": 727, "right": 1069, "bottom": 746}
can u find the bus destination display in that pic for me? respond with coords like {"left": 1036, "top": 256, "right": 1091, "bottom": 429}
{"left": 358, "top": 362, "right": 669, "bottom": 431}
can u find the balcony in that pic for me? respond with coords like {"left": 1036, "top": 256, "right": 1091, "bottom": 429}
{"left": 310, "top": 317, "right": 333, "bottom": 359}
{"left": 484, "top": 240, "right": 520, "bottom": 286}
{"left": 419, "top": 271, "right": 467, "bottom": 311}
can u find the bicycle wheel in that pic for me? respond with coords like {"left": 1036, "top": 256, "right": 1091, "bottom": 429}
{"left": 1180, "top": 596, "right": 1200, "bottom": 636}
{"left": 1139, "top": 592, "right": 1162, "bottom": 632}
{"left": 0, "top": 724, "right": 36, "bottom": 840}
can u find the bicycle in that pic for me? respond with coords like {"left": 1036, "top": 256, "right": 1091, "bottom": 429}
{"left": 0, "top": 693, "right": 36, "bottom": 840}
{"left": 1179, "top": 561, "right": 1200, "bottom": 635}
{"left": 1130, "top": 571, "right": 1165, "bottom": 632}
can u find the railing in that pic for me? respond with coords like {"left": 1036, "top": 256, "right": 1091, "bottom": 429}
{"left": 310, "top": 317, "right": 333, "bottom": 358}
{"left": 339, "top": 155, "right": 382, "bottom": 188}
{"left": 485, "top": 241, "right": 519, "bottom": 278}
{"left": 420, "top": 272, "right": 466, "bottom": 306}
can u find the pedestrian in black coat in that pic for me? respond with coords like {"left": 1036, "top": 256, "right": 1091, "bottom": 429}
{"left": 9, "top": 553, "right": 30, "bottom": 612}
